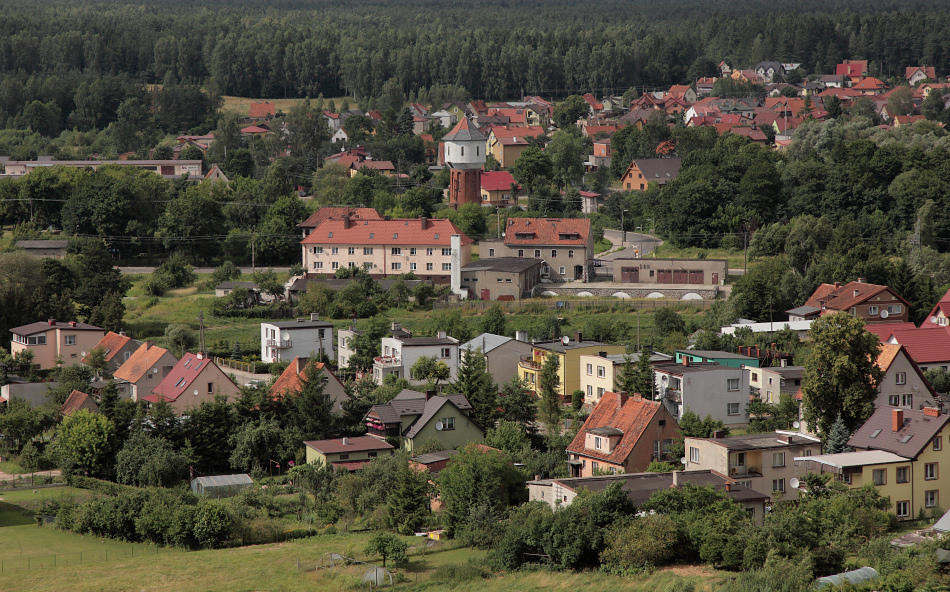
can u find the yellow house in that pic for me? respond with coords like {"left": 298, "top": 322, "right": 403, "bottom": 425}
{"left": 795, "top": 407, "right": 950, "bottom": 519}
{"left": 519, "top": 336, "right": 626, "bottom": 398}
{"left": 579, "top": 351, "right": 671, "bottom": 405}
{"left": 304, "top": 436, "right": 395, "bottom": 471}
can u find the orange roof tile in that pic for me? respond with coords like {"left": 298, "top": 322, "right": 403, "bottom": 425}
{"left": 567, "top": 392, "right": 679, "bottom": 465}
{"left": 83, "top": 331, "right": 133, "bottom": 363}
{"left": 114, "top": 343, "right": 175, "bottom": 383}
{"left": 248, "top": 102, "right": 275, "bottom": 119}
{"left": 297, "top": 207, "right": 382, "bottom": 229}
{"left": 269, "top": 356, "right": 344, "bottom": 401}
{"left": 875, "top": 343, "right": 902, "bottom": 372}
{"left": 503, "top": 217, "right": 590, "bottom": 246}
{"left": 60, "top": 390, "right": 97, "bottom": 416}
{"left": 803, "top": 281, "right": 908, "bottom": 312}
{"left": 301, "top": 218, "right": 473, "bottom": 247}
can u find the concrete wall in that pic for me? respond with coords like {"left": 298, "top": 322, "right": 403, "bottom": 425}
{"left": 481, "top": 340, "right": 533, "bottom": 388}
{"left": 656, "top": 365, "right": 750, "bottom": 427}
{"left": 877, "top": 353, "right": 939, "bottom": 410}
{"left": 579, "top": 354, "right": 618, "bottom": 405}
{"left": 12, "top": 328, "right": 105, "bottom": 370}
{"left": 482, "top": 241, "right": 593, "bottom": 283}
{"left": 0, "top": 382, "right": 59, "bottom": 407}
{"left": 460, "top": 265, "right": 542, "bottom": 300}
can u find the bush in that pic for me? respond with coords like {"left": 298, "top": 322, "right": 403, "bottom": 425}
{"left": 193, "top": 501, "right": 234, "bottom": 549}
{"left": 601, "top": 514, "right": 680, "bottom": 571}
{"left": 143, "top": 274, "right": 170, "bottom": 296}
{"left": 156, "top": 252, "right": 196, "bottom": 289}
{"left": 430, "top": 562, "right": 490, "bottom": 584}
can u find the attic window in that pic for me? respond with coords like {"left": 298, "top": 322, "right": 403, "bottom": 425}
{"left": 434, "top": 233, "right": 439, "bottom": 239}
{"left": 369, "top": 233, "right": 374, "bottom": 239}
{"left": 175, "top": 377, "right": 186, "bottom": 388}
{"left": 393, "top": 233, "right": 398, "bottom": 239}
{"left": 404, "top": 221, "right": 408, "bottom": 226}
{"left": 870, "top": 429, "right": 882, "bottom": 438}
{"left": 183, "top": 359, "right": 192, "bottom": 368}
{"left": 364, "top": 221, "right": 369, "bottom": 225}
{"left": 900, "top": 434, "right": 914, "bottom": 444}
{"left": 328, "top": 232, "right": 333, "bottom": 238}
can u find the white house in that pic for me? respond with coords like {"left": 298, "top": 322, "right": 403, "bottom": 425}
{"left": 261, "top": 314, "right": 335, "bottom": 364}
{"left": 331, "top": 128, "right": 348, "bottom": 144}
{"left": 373, "top": 332, "right": 459, "bottom": 385}
{"left": 653, "top": 359, "right": 750, "bottom": 428}
{"left": 431, "top": 110, "right": 456, "bottom": 128}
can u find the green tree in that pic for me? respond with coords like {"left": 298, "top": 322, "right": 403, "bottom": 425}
{"left": 481, "top": 303, "right": 507, "bottom": 336}
{"left": 509, "top": 146, "right": 553, "bottom": 197}
{"left": 285, "top": 360, "right": 335, "bottom": 441}
{"left": 410, "top": 355, "right": 450, "bottom": 389}
{"left": 825, "top": 413, "right": 852, "bottom": 454}
{"left": 164, "top": 323, "right": 197, "bottom": 357}
{"left": 922, "top": 90, "right": 947, "bottom": 121}
{"left": 453, "top": 347, "right": 497, "bottom": 429}
{"left": 386, "top": 457, "right": 430, "bottom": 535}
{"left": 209, "top": 261, "right": 241, "bottom": 288}
{"left": 538, "top": 352, "right": 561, "bottom": 427}
{"left": 546, "top": 130, "right": 586, "bottom": 190}
{"left": 824, "top": 95, "right": 842, "bottom": 119}
{"left": 497, "top": 376, "right": 537, "bottom": 433}
{"left": 600, "top": 514, "right": 680, "bottom": 570}
{"left": 364, "top": 532, "right": 409, "bottom": 567}
{"left": 801, "top": 313, "right": 884, "bottom": 437}
{"left": 115, "top": 431, "right": 190, "bottom": 487}
{"left": 57, "top": 409, "right": 115, "bottom": 476}
{"left": 553, "top": 95, "right": 588, "bottom": 128}
{"left": 886, "top": 86, "right": 914, "bottom": 118}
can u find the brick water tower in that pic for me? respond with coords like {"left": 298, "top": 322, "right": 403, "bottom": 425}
{"left": 443, "top": 116, "right": 487, "bottom": 207}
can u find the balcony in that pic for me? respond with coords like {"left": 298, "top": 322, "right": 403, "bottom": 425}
{"left": 729, "top": 465, "right": 762, "bottom": 477}
{"left": 266, "top": 339, "right": 292, "bottom": 349}
{"left": 374, "top": 356, "right": 402, "bottom": 368}
{"left": 661, "top": 388, "right": 682, "bottom": 403}
{"left": 519, "top": 356, "right": 542, "bottom": 371}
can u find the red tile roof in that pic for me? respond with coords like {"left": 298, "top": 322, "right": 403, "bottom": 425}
{"left": 567, "top": 392, "right": 678, "bottom": 465}
{"left": 488, "top": 125, "right": 545, "bottom": 140}
{"left": 269, "top": 356, "right": 344, "bottom": 401}
{"left": 83, "top": 331, "right": 133, "bottom": 363}
{"left": 503, "top": 217, "right": 590, "bottom": 246}
{"left": 863, "top": 322, "right": 918, "bottom": 342}
{"left": 817, "top": 87, "right": 863, "bottom": 98}
{"left": 583, "top": 124, "right": 623, "bottom": 137}
{"left": 353, "top": 160, "right": 395, "bottom": 172}
{"left": 114, "top": 343, "right": 175, "bottom": 383}
{"left": 836, "top": 62, "right": 865, "bottom": 77}
{"left": 304, "top": 436, "right": 394, "bottom": 455}
{"left": 151, "top": 353, "right": 229, "bottom": 402}
{"left": 300, "top": 218, "right": 473, "bottom": 247}
{"left": 241, "top": 125, "right": 269, "bottom": 134}
{"left": 803, "top": 281, "right": 908, "bottom": 312}
{"left": 876, "top": 325, "right": 950, "bottom": 365}
{"left": 60, "top": 390, "right": 97, "bottom": 416}
{"left": 927, "top": 288, "right": 950, "bottom": 321}
{"left": 480, "top": 171, "right": 518, "bottom": 192}
{"left": 297, "top": 207, "right": 381, "bottom": 229}
{"left": 582, "top": 93, "right": 603, "bottom": 110}
{"left": 248, "top": 102, "right": 275, "bottom": 119}
{"left": 853, "top": 77, "right": 887, "bottom": 91}
{"left": 906, "top": 66, "right": 937, "bottom": 80}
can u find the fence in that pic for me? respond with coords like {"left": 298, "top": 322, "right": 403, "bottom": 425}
{"left": 215, "top": 357, "right": 268, "bottom": 374}
{"left": 0, "top": 545, "right": 184, "bottom": 573}
{"left": 432, "top": 299, "right": 713, "bottom": 312}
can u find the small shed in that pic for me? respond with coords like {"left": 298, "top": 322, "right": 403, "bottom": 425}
{"left": 191, "top": 474, "right": 253, "bottom": 498}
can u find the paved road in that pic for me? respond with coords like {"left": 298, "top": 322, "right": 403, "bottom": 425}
{"left": 119, "top": 266, "right": 290, "bottom": 275}
{"left": 599, "top": 229, "right": 663, "bottom": 260}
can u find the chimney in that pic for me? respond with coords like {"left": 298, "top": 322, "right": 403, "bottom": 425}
{"left": 197, "top": 351, "right": 204, "bottom": 360}
{"left": 119, "top": 330, "right": 126, "bottom": 336}
{"left": 515, "top": 330, "right": 528, "bottom": 342}
{"left": 310, "top": 313, "right": 320, "bottom": 321}
{"left": 437, "top": 331, "right": 447, "bottom": 339}
{"left": 48, "top": 318, "right": 56, "bottom": 326}
{"left": 342, "top": 437, "right": 348, "bottom": 446}
{"left": 671, "top": 470, "right": 680, "bottom": 487}
{"left": 425, "top": 389, "right": 437, "bottom": 400}
{"left": 145, "top": 340, "right": 155, "bottom": 350}
{"left": 575, "top": 331, "right": 582, "bottom": 343}
{"left": 342, "top": 214, "right": 351, "bottom": 229}
{"left": 392, "top": 321, "right": 401, "bottom": 332}
{"left": 598, "top": 351, "right": 607, "bottom": 358}
{"left": 725, "top": 482, "right": 733, "bottom": 492}
{"left": 631, "top": 392, "right": 642, "bottom": 401}
{"left": 534, "top": 474, "right": 541, "bottom": 481}
{"left": 69, "top": 321, "right": 77, "bottom": 327}
{"left": 925, "top": 407, "right": 941, "bottom": 417}
{"left": 682, "top": 357, "right": 690, "bottom": 367}
{"left": 712, "top": 430, "right": 726, "bottom": 439}
{"left": 420, "top": 215, "right": 428, "bottom": 229}
{"left": 834, "top": 282, "right": 841, "bottom": 289}
{"left": 617, "top": 391, "right": 629, "bottom": 408}
{"left": 857, "top": 278, "right": 865, "bottom": 283}
{"left": 893, "top": 408, "right": 904, "bottom": 432}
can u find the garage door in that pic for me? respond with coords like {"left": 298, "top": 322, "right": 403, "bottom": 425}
{"left": 688, "top": 270, "right": 704, "bottom": 284}
{"left": 620, "top": 267, "right": 640, "bottom": 282}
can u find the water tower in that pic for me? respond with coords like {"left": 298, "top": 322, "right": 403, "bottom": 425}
{"left": 443, "top": 116, "right": 487, "bottom": 207}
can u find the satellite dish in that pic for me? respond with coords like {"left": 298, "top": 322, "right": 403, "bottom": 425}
{"left": 880, "top": 310, "right": 889, "bottom": 319}
{"left": 282, "top": 331, "right": 290, "bottom": 340}
{"left": 153, "top": 368, "right": 159, "bottom": 374}
{"left": 193, "top": 389, "right": 199, "bottom": 396}
{"left": 790, "top": 478, "right": 800, "bottom": 489}
{"left": 793, "top": 421, "right": 801, "bottom": 429}
{"left": 932, "top": 316, "right": 939, "bottom": 324}
{"left": 435, "top": 422, "right": 444, "bottom": 431}
{"left": 561, "top": 335, "right": 570, "bottom": 345}
{"left": 680, "top": 457, "right": 687, "bottom": 465}
{"left": 81, "top": 351, "right": 87, "bottom": 358}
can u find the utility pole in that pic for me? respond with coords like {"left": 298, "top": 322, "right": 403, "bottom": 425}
{"left": 251, "top": 232, "right": 256, "bottom": 274}
{"left": 744, "top": 231, "right": 748, "bottom": 274}
{"left": 621, "top": 209, "right": 628, "bottom": 246}
{"left": 196, "top": 311, "right": 205, "bottom": 354}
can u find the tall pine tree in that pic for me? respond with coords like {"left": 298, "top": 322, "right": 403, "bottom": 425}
{"left": 453, "top": 347, "right": 497, "bottom": 429}
{"left": 538, "top": 353, "right": 562, "bottom": 428}
{"left": 386, "top": 457, "right": 430, "bottom": 535}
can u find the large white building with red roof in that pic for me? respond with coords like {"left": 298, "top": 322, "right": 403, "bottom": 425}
{"left": 480, "top": 217, "right": 594, "bottom": 282}
{"left": 300, "top": 215, "right": 473, "bottom": 284}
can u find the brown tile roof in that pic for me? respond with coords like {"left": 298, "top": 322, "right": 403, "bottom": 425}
{"left": 268, "top": 356, "right": 344, "bottom": 401}
{"left": 60, "top": 390, "right": 97, "bottom": 416}
{"left": 803, "top": 281, "right": 909, "bottom": 312}
{"left": 849, "top": 407, "right": 949, "bottom": 459}
{"left": 300, "top": 218, "right": 473, "bottom": 247}
{"left": 567, "top": 392, "right": 679, "bottom": 464}
{"left": 11, "top": 320, "right": 103, "bottom": 336}
{"left": 82, "top": 331, "right": 133, "bottom": 363}
{"left": 876, "top": 343, "right": 901, "bottom": 373}
{"left": 297, "top": 207, "right": 382, "bottom": 229}
{"left": 304, "top": 436, "right": 394, "bottom": 455}
{"left": 114, "top": 343, "right": 175, "bottom": 383}
{"left": 248, "top": 102, "right": 275, "bottom": 119}
{"left": 503, "top": 217, "right": 590, "bottom": 246}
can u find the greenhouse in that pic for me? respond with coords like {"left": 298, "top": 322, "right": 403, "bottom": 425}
{"left": 814, "top": 567, "right": 878, "bottom": 589}
{"left": 190, "top": 474, "right": 254, "bottom": 498}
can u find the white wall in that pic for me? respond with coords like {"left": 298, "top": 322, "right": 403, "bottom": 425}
{"left": 261, "top": 323, "right": 335, "bottom": 363}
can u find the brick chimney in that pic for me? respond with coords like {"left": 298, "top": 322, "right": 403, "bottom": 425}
{"left": 425, "top": 389, "right": 437, "bottom": 400}
{"left": 682, "top": 357, "right": 690, "bottom": 367}
{"left": 48, "top": 318, "right": 56, "bottom": 326}
{"left": 342, "top": 214, "right": 351, "bottom": 229}
{"left": 575, "top": 331, "right": 583, "bottom": 343}
{"left": 925, "top": 407, "right": 941, "bottom": 417}
{"left": 69, "top": 321, "right": 77, "bottom": 327}
{"left": 671, "top": 470, "right": 680, "bottom": 487}
{"left": 893, "top": 408, "right": 904, "bottom": 432}
{"left": 725, "top": 482, "right": 733, "bottom": 492}
{"left": 617, "top": 391, "right": 629, "bottom": 409}
{"left": 420, "top": 215, "right": 428, "bottom": 229}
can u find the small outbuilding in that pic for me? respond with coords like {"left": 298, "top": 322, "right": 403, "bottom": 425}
{"left": 191, "top": 474, "right": 253, "bottom": 498}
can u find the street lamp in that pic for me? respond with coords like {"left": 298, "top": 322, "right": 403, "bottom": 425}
{"left": 621, "top": 209, "right": 629, "bottom": 245}
{"left": 636, "top": 226, "right": 643, "bottom": 258}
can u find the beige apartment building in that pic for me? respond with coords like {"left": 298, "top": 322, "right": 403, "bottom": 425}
{"left": 10, "top": 320, "right": 105, "bottom": 369}
{"left": 301, "top": 216, "right": 472, "bottom": 284}
{"left": 684, "top": 431, "right": 822, "bottom": 500}
{"left": 1, "top": 159, "right": 202, "bottom": 178}
{"left": 579, "top": 351, "right": 673, "bottom": 405}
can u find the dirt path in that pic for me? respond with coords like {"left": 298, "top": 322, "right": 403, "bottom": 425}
{"left": 0, "top": 470, "right": 61, "bottom": 483}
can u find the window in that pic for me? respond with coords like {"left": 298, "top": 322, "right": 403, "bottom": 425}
{"left": 934, "top": 437, "right": 942, "bottom": 451}
{"left": 727, "top": 378, "right": 740, "bottom": 391}
{"left": 332, "top": 262, "right": 339, "bottom": 270}
{"left": 728, "top": 403, "right": 740, "bottom": 415}
{"left": 596, "top": 387, "right": 605, "bottom": 398}
{"left": 558, "top": 266, "right": 565, "bottom": 275}
{"left": 772, "top": 479, "right": 786, "bottom": 493}
{"left": 551, "top": 250, "right": 557, "bottom": 258}
{"left": 331, "top": 247, "right": 339, "bottom": 255}
{"left": 534, "top": 249, "right": 541, "bottom": 258}
{"left": 207, "top": 382, "right": 214, "bottom": 394}
{"left": 586, "top": 363, "right": 593, "bottom": 376}
{"left": 440, "top": 347, "right": 451, "bottom": 358}
{"left": 442, "top": 263, "right": 452, "bottom": 271}
{"left": 887, "top": 304, "right": 903, "bottom": 315}
{"left": 364, "top": 262, "right": 373, "bottom": 270}
{"left": 426, "top": 263, "right": 433, "bottom": 271}
{"left": 597, "top": 365, "right": 606, "bottom": 378}
{"left": 364, "top": 247, "right": 373, "bottom": 255}
{"left": 591, "top": 462, "right": 599, "bottom": 473}
{"left": 517, "top": 249, "right": 524, "bottom": 257}
{"left": 64, "top": 335, "right": 76, "bottom": 346}
{"left": 315, "top": 247, "right": 324, "bottom": 254}
{"left": 410, "top": 248, "right": 417, "bottom": 256}
{"left": 314, "top": 262, "right": 323, "bottom": 270}
{"left": 391, "top": 262, "right": 402, "bottom": 270}
{"left": 772, "top": 452, "right": 785, "bottom": 467}
{"left": 426, "top": 248, "right": 434, "bottom": 256}
{"left": 873, "top": 469, "right": 886, "bottom": 486}
{"left": 925, "top": 463, "right": 938, "bottom": 480}
{"left": 348, "top": 247, "right": 355, "bottom": 255}
{"left": 896, "top": 467, "right": 909, "bottom": 483}
{"left": 392, "top": 233, "right": 398, "bottom": 239}
{"left": 391, "top": 247, "right": 402, "bottom": 255}
{"left": 489, "top": 248, "right": 495, "bottom": 257}
{"left": 442, "top": 248, "right": 452, "bottom": 256}
{"left": 587, "top": 385, "right": 593, "bottom": 398}
{"left": 594, "top": 436, "right": 602, "bottom": 449}
{"left": 734, "top": 452, "right": 746, "bottom": 466}
{"left": 902, "top": 394, "right": 913, "bottom": 408}
{"left": 869, "top": 305, "right": 878, "bottom": 315}
{"left": 409, "top": 263, "right": 417, "bottom": 271}
{"left": 896, "top": 372, "right": 906, "bottom": 385}
{"left": 339, "top": 453, "right": 349, "bottom": 461}
{"left": 440, "top": 416, "right": 455, "bottom": 430}
{"left": 926, "top": 490, "right": 939, "bottom": 508}
{"left": 368, "top": 451, "right": 378, "bottom": 458}
{"left": 26, "top": 335, "right": 47, "bottom": 345}
{"left": 175, "top": 377, "right": 186, "bottom": 388}
{"left": 896, "top": 501, "right": 910, "bottom": 518}
{"left": 568, "top": 250, "right": 574, "bottom": 258}
{"left": 752, "top": 372, "right": 758, "bottom": 382}
{"left": 888, "top": 395, "right": 900, "bottom": 406}
{"left": 689, "top": 447, "right": 700, "bottom": 463}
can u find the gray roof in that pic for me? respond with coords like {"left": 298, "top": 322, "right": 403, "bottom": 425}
{"left": 631, "top": 157, "right": 681, "bottom": 185}
{"left": 680, "top": 350, "right": 757, "bottom": 360}
{"left": 786, "top": 305, "right": 821, "bottom": 316}
{"left": 697, "top": 431, "right": 820, "bottom": 451}
{"left": 367, "top": 391, "right": 477, "bottom": 439}
{"left": 11, "top": 320, "right": 103, "bottom": 335}
{"left": 462, "top": 257, "right": 543, "bottom": 274}
{"left": 600, "top": 352, "right": 673, "bottom": 365}
{"left": 398, "top": 336, "right": 458, "bottom": 346}
{"left": 410, "top": 449, "right": 458, "bottom": 464}
{"left": 442, "top": 117, "right": 487, "bottom": 142}
{"left": 588, "top": 427, "right": 624, "bottom": 436}
{"left": 933, "top": 508, "right": 950, "bottom": 533}
{"left": 404, "top": 395, "right": 477, "bottom": 439}
{"left": 15, "top": 240, "right": 68, "bottom": 249}
{"left": 191, "top": 474, "right": 253, "bottom": 488}
{"left": 216, "top": 281, "right": 258, "bottom": 290}
{"left": 848, "top": 407, "right": 949, "bottom": 459}
{"left": 532, "top": 338, "right": 612, "bottom": 353}
{"left": 265, "top": 319, "right": 334, "bottom": 329}
{"left": 534, "top": 470, "right": 769, "bottom": 504}
{"left": 461, "top": 333, "right": 514, "bottom": 355}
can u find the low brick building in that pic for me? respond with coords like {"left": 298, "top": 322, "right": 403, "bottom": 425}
{"left": 611, "top": 257, "right": 728, "bottom": 285}
{"left": 460, "top": 257, "right": 542, "bottom": 300}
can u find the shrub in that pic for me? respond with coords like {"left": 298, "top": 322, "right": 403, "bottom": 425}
{"left": 429, "top": 562, "right": 490, "bottom": 584}
{"left": 601, "top": 514, "right": 680, "bottom": 571}
{"left": 193, "top": 501, "right": 234, "bottom": 549}
{"left": 143, "top": 274, "right": 170, "bottom": 296}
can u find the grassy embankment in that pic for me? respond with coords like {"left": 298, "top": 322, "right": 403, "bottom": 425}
{"left": 220, "top": 96, "right": 358, "bottom": 117}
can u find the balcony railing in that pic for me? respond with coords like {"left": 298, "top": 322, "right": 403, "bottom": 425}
{"left": 729, "top": 465, "right": 762, "bottom": 477}
{"left": 519, "top": 356, "right": 542, "bottom": 371}
{"left": 374, "top": 356, "right": 402, "bottom": 368}
{"left": 266, "top": 339, "right": 292, "bottom": 348}
{"left": 661, "top": 388, "right": 682, "bottom": 403}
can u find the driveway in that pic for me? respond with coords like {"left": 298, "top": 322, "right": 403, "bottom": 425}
{"left": 599, "top": 229, "right": 663, "bottom": 260}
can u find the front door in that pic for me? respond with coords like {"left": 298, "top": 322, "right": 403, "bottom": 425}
{"left": 480, "top": 288, "right": 491, "bottom": 301}
{"left": 712, "top": 272, "right": 719, "bottom": 284}
{"left": 574, "top": 265, "right": 583, "bottom": 280}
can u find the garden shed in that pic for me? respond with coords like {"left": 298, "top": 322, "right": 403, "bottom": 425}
{"left": 191, "top": 474, "right": 253, "bottom": 498}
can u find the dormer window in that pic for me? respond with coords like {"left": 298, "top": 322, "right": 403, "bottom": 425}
{"left": 328, "top": 232, "right": 333, "bottom": 238}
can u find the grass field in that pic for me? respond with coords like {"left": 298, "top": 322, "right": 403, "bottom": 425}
{"left": 221, "top": 96, "right": 358, "bottom": 117}
{"left": 652, "top": 243, "right": 750, "bottom": 270}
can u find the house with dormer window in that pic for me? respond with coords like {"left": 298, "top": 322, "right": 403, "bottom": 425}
{"left": 146, "top": 352, "right": 240, "bottom": 414}
{"left": 364, "top": 389, "right": 484, "bottom": 452}
{"left": 480, "top": 218, "right": 594, "bottom": 282}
